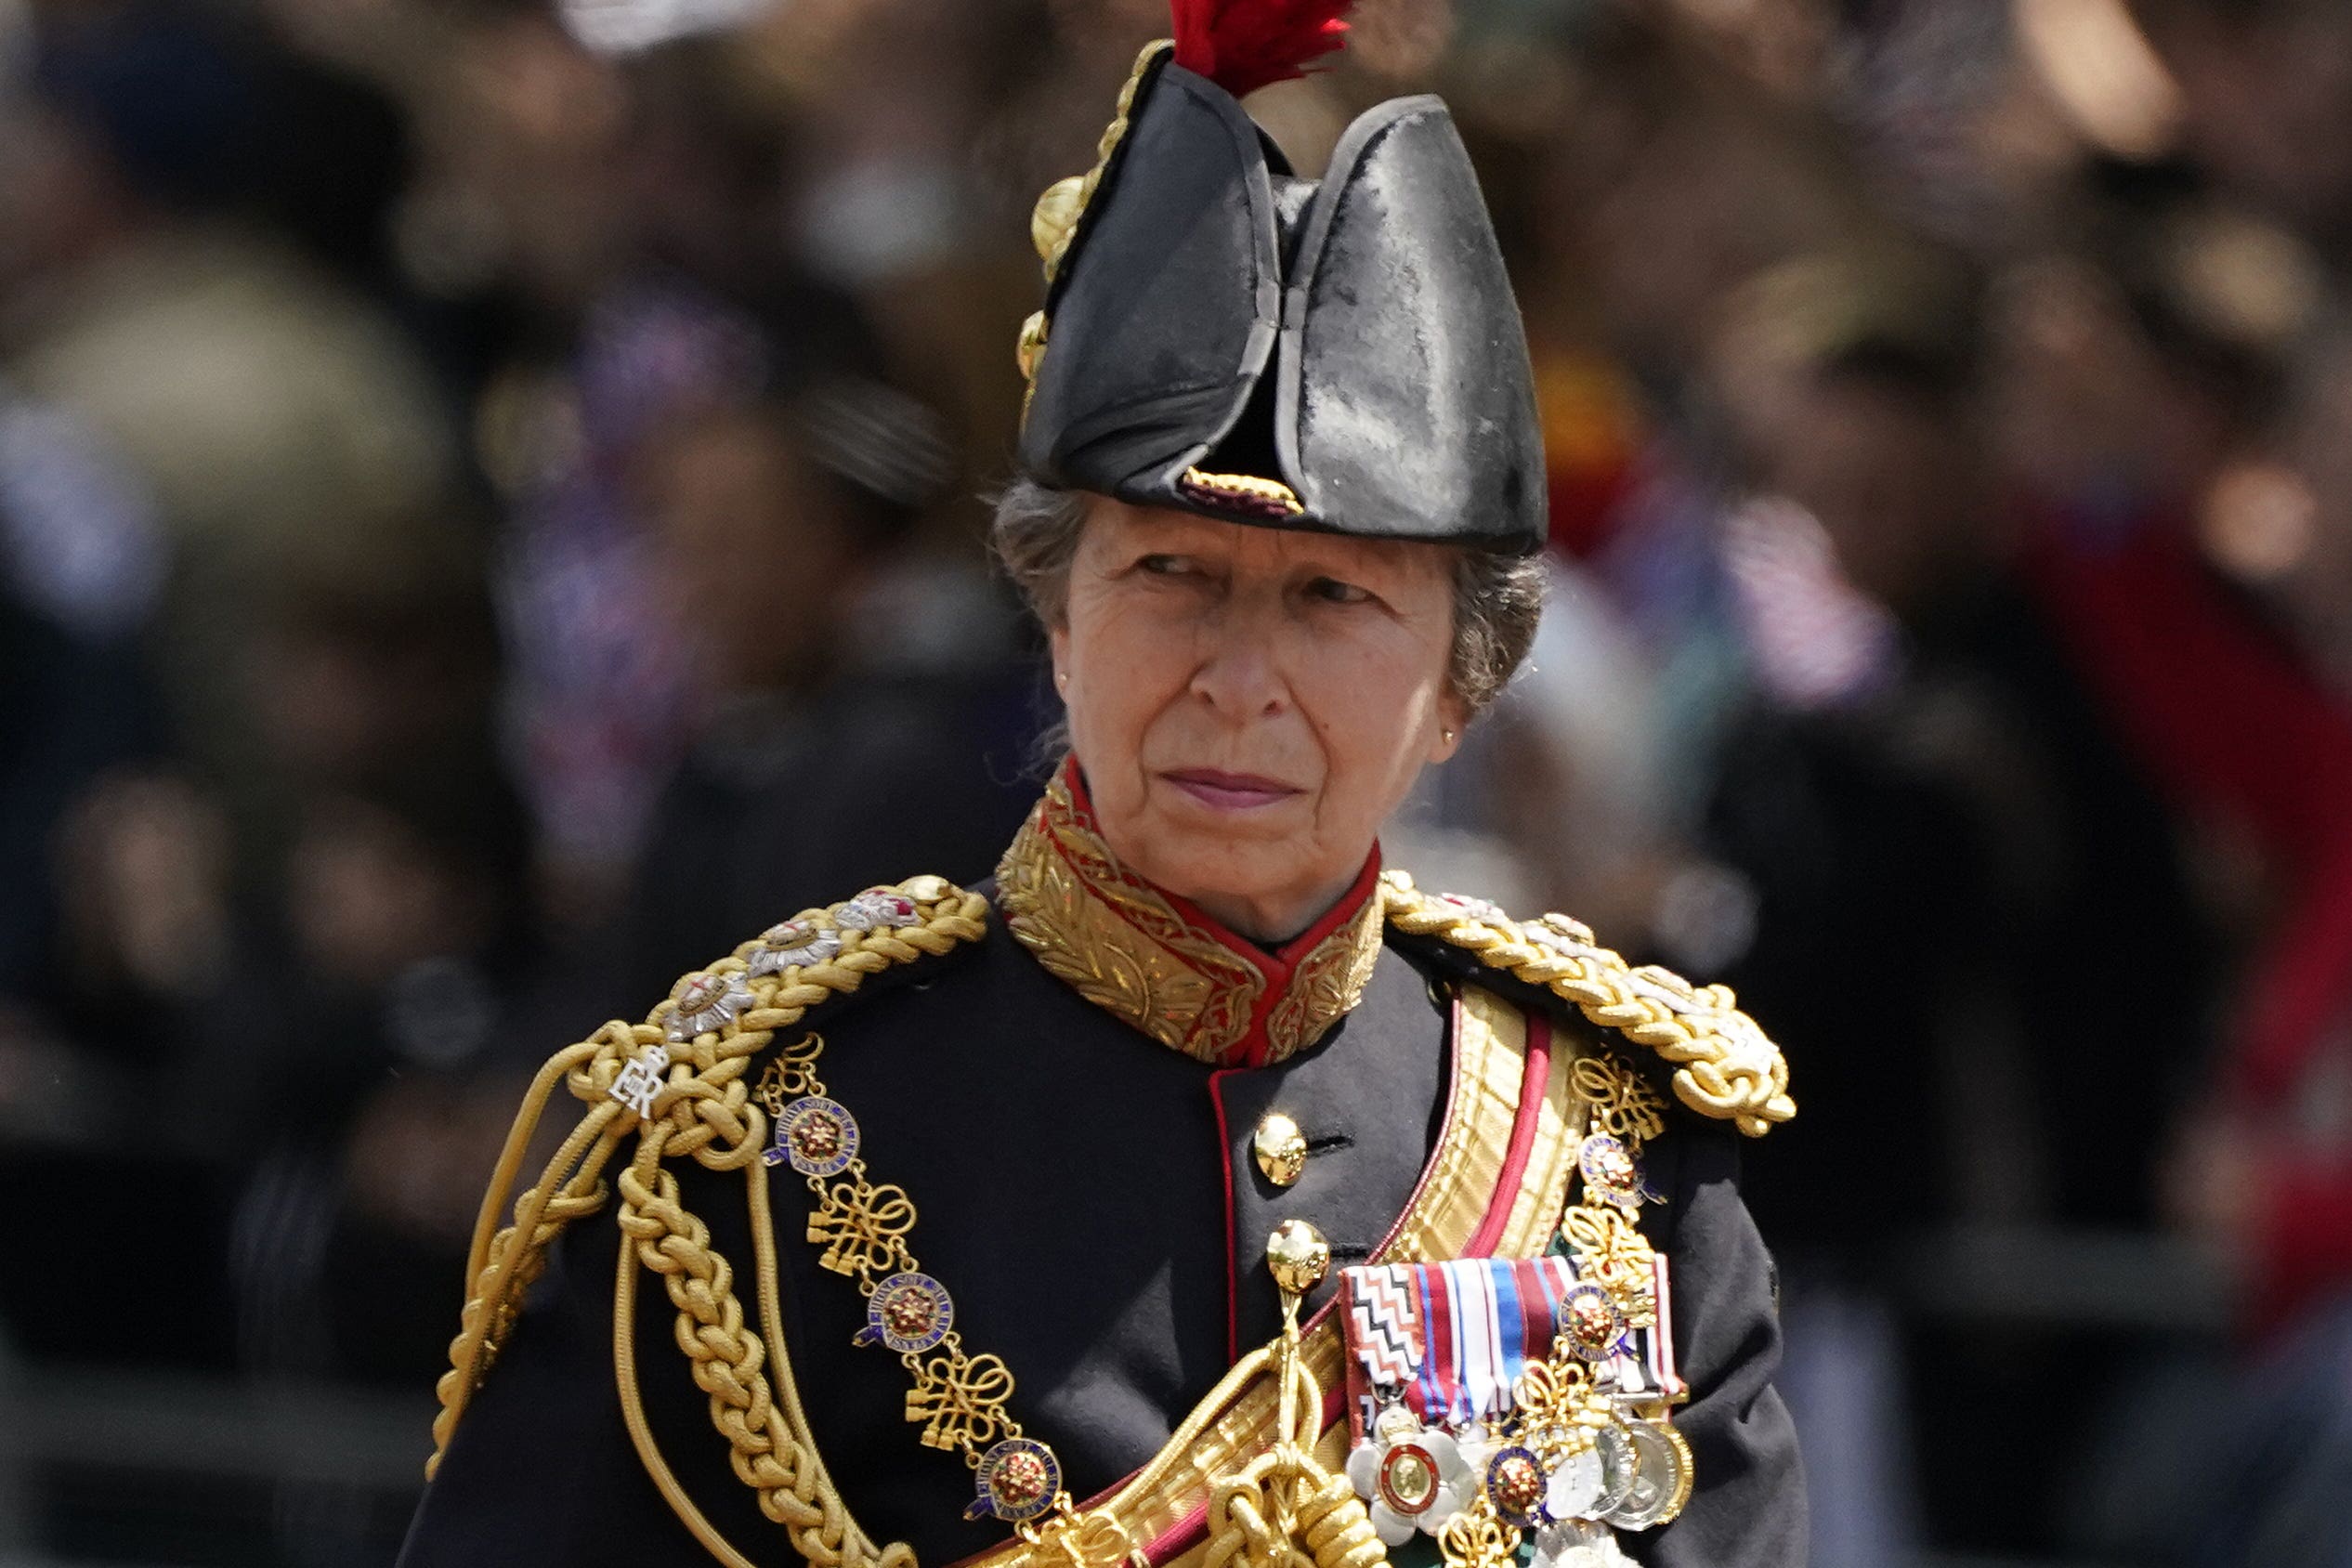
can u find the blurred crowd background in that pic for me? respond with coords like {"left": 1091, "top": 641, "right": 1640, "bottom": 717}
{"left": 4, "top": 0, "right": 2352, "bottom": 1563}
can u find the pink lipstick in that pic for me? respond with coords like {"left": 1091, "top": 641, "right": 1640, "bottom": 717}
{"left": 1160, "top": 768, "right": 1301, "bottom": 812}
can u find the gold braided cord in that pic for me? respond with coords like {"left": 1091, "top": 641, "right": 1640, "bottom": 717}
{"left": 749, "top": 1153, "right": 887, "bottom": 1561}
{"left": 431, "top": 1042, "right": 631, "bottom": 1472}
{"left": 425, "top": 878, "right": 989, "bottom": 1568}
{"left": 614, "top": 1198, "right": 768, "bottom": 1568}
{"left": 617, "top": 1138, "right": 920, "bottom": 1568}
{"left": 1378, "top": 873, "right": 1796, "bottom": 1139}
{"left": 460, "top": 1038, "right": 598, "bottom": 1295}
{"left": 1198, "top": 1355, "right": 1385, "bottom": 1568}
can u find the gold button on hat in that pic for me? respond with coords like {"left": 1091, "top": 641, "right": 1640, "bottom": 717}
{"left": 1254, "top": 1112, "right": 1308, "bottom": 1187}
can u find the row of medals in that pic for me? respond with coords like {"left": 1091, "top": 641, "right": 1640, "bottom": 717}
{"left": 1352, "top": 1124, "right": 1694, "bottom": 1565}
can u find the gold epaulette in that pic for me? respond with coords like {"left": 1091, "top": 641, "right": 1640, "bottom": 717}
{"left": 425, "top": 874, "right": 989, "bottom": 1568}
{"left": 1379, "top": 870, "right": 1796, "bottom": 1139}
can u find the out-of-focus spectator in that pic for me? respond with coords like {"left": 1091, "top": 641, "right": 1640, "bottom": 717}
{"left": 2132, "top": 0, "right": 2352, "bottom": 249}
{"left": 1, "top": 1, "right": 461, "bottom": 900}
{"left": 452, "top": 21, "right": 936, "bottom": 917}
{"left": 1699, "top": 266, "right": 2215, "bottom": 1554}
{"left": 0, "top": 580, "right": 164, "bottom": 1124}
{"left": 544, "top": 310, "right": 1038, "bottom": 1034}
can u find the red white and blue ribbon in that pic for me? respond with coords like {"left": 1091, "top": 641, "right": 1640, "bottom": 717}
{"left": 1341, "top": 1258, "right": 1583, "bottom": 1442}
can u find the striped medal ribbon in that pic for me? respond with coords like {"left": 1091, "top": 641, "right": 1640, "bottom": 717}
{"left": 1341, "top": 1257, "right": 1582, "bottom": 1444}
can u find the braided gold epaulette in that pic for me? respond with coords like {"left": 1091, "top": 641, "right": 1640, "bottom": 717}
{"left": 426, "top": 875, "right": 989, "bottom": 1568}
{"left": 1379, "top": 870, "right": 1795, "bottom": 1139}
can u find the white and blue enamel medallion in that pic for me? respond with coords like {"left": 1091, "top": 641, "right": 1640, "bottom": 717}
{"left": 765, "top": 1095, "right": 860, "bottom": 1177}
{"left": 856, "top": 1272, "right": 954, "bottom": 1353}
{"left": 964, "top": 1437, "right": 1061, "bottom": 1523}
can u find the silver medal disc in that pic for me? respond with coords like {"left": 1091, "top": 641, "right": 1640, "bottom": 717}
{"left": 1591, "top": 1420, "right": 1639, "bottom": 1518}
{"left": 1602, "top": 1419, "right": 1694, "bottom": 1531}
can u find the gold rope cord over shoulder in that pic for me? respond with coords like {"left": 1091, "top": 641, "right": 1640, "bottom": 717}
{"left": 1379, "top": 872, "right": 1796, "bottom": 1138}
{"left": 426, "top": 876, "right": 990, "bottom": 1568}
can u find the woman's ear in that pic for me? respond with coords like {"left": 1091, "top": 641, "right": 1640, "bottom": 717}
{"left": 1428, "top": 690, "right": 1469, "bottom": 764}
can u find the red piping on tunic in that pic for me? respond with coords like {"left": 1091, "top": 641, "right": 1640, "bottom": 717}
{"left": 1209, "top": 1067, "right": 1243, "bottom": 1365}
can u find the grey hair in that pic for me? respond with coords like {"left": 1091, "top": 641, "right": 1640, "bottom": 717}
{"left": 988, "top": 477, "right": 1545, "bottom": 717}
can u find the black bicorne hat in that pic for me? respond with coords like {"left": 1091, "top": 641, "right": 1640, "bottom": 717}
{"left": 1014, "top": 13, "right": 1546, "bottom": 555}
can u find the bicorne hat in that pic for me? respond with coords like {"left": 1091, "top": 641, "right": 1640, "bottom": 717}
{"left": 1014, "top": 1, "right": 1546, "bottom": 555}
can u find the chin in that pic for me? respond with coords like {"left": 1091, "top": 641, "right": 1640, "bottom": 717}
{"left": 1143, "top": 838, "right": 1300, "bottom": 908}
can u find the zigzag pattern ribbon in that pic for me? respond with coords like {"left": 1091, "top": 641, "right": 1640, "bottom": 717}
{"left": 1345, "top": 1264, "right": 1424, "bottom": 1391}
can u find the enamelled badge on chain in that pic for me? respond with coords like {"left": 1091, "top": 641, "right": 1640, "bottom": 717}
{"left": 743, "top": 883, "right": 1129, "bottom": 1542}
{"left": 1339, "top": 1052, "right": 1692, "bottom": 1567}
{"left": 751, "top": 919, "right": 1086, "bottom": 1535}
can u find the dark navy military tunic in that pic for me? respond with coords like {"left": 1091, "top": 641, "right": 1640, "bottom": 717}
{"left": 399, "top": 908, "right": 1802, "bottom": 1568}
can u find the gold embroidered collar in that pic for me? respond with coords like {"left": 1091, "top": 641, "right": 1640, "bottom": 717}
{"left": 995, "top": 761, "right": 1387, "bottom": 1067}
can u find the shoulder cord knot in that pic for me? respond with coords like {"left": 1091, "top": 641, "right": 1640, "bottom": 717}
{"left": 1202, "top": 1364, "right": 1386, "bottom": 1568}
{"left": 428, "top": 879, "right": 986, "bottom": 1568}
{"left": 1379, "top": 874, "right": 1795, "bottom": 1138}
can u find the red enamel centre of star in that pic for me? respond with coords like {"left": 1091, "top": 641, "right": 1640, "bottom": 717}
{"left": 994, "top": 1450, "right": 1050, "bottom": 1503}
{"left": 1491, "top": 1451, "right": 1544, "bottom": 1512}
{"left": 883, "top": 1288, "right": 935, "bottom": 1335}
{"left": 1568, "top": 1294, "right": 1615, "bottom": 1346}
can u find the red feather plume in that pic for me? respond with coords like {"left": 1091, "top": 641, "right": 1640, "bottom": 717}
{"left": 1169, "top": 0, "right": 1357, "bottom": 100}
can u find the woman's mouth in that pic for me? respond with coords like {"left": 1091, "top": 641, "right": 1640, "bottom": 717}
{"left": 1159, "top": 769, "right": 1303, "bottom": 812}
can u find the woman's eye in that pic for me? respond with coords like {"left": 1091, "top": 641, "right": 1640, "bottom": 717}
{"left": 1306, "top": 577, "right": 1372, "bottom": 606}
{"left": 1136, "top": 554, "right": 1195, "bottom": 577}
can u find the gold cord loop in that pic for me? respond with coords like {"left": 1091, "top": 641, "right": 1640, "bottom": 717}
{"left": 427, "top": 879, "right": 991, "bottom": 1568}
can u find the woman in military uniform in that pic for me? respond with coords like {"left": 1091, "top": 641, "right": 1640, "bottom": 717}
{"left": 399, "top": 7, "right": 1801, "bottom": 1567}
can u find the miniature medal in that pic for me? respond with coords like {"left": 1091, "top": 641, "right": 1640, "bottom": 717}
{"left": 1586, "top": 1422, "right": 1640, "bottom": 1519}
{"left": 1543, "top": 1442, "right": 1605, "bottom": 1523}
{"left": 966, "top": 1437, "right": 1062, "bottom": 1523}
{"left": 765, "top": 1095, "right": 860, "bottom": 1176}
{"left": 856, "top": 1272, "right": 954, "bottom": 1353}
{"left": 1483, "top": 1446, "right": 1547, "bottom": 1529}
{"left": 1379, "top": 1441, "right": 1446, "bottom": 1517}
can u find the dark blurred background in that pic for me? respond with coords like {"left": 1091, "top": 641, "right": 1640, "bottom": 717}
{"left": 3, "top": 0, "right": 2350, "bottom": 1564}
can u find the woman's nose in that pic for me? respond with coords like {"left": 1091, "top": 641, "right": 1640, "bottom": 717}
{"left": 1187, "top": 610, "right": 1288, "bottom": 720}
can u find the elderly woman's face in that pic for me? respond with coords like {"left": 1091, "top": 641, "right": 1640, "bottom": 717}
{"left": 1052, "top": 498, "right": 1465, "bottom": 940}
